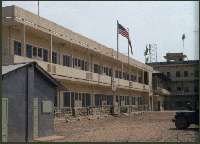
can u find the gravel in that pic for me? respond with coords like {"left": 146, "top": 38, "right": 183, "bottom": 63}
{"left": 53, "top": 111, "right": 199, "bottom": 142}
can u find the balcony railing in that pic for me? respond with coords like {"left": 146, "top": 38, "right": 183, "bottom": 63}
{"left": 14, "top": 55, "right": 150, "bottom": 92}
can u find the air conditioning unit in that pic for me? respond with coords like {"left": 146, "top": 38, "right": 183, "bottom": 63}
{"left": 86, "top": 72, "right": 92, "bottom": 80}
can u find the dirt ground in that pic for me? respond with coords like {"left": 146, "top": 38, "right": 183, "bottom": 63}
{"left": 52, "top": 111, "right": 198, "bottom": 142}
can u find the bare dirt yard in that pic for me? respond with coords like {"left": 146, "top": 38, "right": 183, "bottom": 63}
{"left": 46, "top": 111, "right": 198, "bottom": 142}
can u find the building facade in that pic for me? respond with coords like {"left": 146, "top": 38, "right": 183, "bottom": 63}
{"left": 148, "top": 53, "right": 199, "bottom": 110}
{"left": 151, "top": 71, "right": 171, "bottom": 111}
{"left": 2, "top": 5, "right": 153, "bottom": 114}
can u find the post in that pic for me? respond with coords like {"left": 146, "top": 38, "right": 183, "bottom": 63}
{"left": 50, "top": 32, "right": 53, "bottom": 72}
{"left": 127, "top": 28, "right": 130, "bottom": 81}
{"left": 23, "top": 24, "right": 26, "bottom": 57}
{"left": 112, "top": 20, "right": 119, "bottom": 115}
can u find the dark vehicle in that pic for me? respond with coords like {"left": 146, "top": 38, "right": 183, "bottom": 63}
{"left": 172, "top": 110, "right": 199, "bottom": 129}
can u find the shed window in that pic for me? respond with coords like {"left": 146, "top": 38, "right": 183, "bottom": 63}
{"left": 26, "top": 44, "right": 32, "bottom": 58}
{"left": 14, "top": 41, "right": 22, "bottom": 56}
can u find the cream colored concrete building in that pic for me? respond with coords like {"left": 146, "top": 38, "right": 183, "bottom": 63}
{"left": 148, "top": 53, "right": 199, "bottom": 110}
{"left": 2, "top": 5, "right": 153, "bottom": 113}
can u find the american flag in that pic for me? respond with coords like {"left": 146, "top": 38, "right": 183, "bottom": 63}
{"left": 118, "top": 22, "right": 129, "bottom": 38}
{"left": 117, "top": 22, "right": 133, "bottom": 54}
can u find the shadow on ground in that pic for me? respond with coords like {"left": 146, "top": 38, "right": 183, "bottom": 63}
{"left": 169, "top": 127, "right": 199, "bottom": 132}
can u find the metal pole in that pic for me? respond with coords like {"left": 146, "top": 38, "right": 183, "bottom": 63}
{"left": 127, "top": 28, "right": 130, "bottom": 81}
{"left": 50, "top": 33, "right": 53, "bottom": 72}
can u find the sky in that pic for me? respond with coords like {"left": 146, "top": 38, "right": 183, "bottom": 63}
{"left": 3, "top": 1, "right": 199, "bottom": 62}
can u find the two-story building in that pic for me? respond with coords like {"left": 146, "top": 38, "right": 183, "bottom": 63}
{"left": 2, "top": 5, "right": 153, "bottom": 114}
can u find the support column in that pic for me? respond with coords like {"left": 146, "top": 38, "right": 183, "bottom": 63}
{"left": 136, "top": 69, "right": 139, "bottom": 82}
{"left": 50, "top": 33, "right": 53, "bottom": 72}
{"left": 22, "top": 24, "right": 26, "bottom": 57}
{"left": 59, "top": 91, "right": 64, "bottom": 108}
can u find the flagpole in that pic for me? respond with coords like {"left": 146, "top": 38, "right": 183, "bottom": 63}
{"left": 37, "top": 0, "right": 39, "bottom": 16}
{"left": 127, "top": 28, "right": 130, "bottom": 81}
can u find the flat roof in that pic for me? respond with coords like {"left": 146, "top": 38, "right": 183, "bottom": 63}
{"left": 147, "top": 60, "right": 199, "bottom": 66}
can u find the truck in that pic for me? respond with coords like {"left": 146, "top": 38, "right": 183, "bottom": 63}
{"left": 172, "top": 110, "right": 199, "bottom": 129}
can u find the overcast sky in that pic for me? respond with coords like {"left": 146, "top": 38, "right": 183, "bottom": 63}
{"left": 3, "top": 1, "right": 199, "bottom": 62}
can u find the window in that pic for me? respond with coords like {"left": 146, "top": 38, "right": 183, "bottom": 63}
{"left": 85, "top": 93, "right": 91, "bottom": 107}
{"left": 79, "top": 93, "right": 82, "bottom": 101}
{"left": 194, "top": 70, "right": 199, "bottom": 77}
{"left": 63, "top": 92, "right": 70, "bottom": 107}
{"left": 81, "top": 60, "right": 85, "bottom": 70}
{"left": 75, "top": 93, "right": 78, "bottom": 100}
{"left": 132, "top": 97, "right": 135, "bottom": 105}
{"left": 184, "top": 87, "right": 189, "bottom": 92}
{"left": 38, "top": 48, "right": 42, "bottom": 58}
{"left": 107, "top": 95, "right": 113, "bottom": 105}
{"left": 167, "top": 72, "right": 170, "bottom": 77}
{"left": 14, "top": 41, "right": 22, "bottom": 56}
{"left": 167, "top": 87, "right": 171, "bottom": 91}
{"left": 194, "top": 86, "right": 199, "bottom": 92}
{"left": 74, "top": 58, "right": 78, "bottom": 67}
{"left": 177, "top": 87, "right": 181, "bottom": 91}
{"left": 78, "top": 59, "right": 81, "bottom": 67}
{"left": 85, "top": 61, "right": 89, "bottom": 71}
{"left": 82, "top": 93, "right": 86, "bottom": 107}
{"left": 43, "top": 49, "right": 48, "bottom": 62}
{"left": 52, "top": 52, "right": 57, "bottom": 64}
{"left": 119, "top": 71, "right": 122, "bottom": 79}
{"left": 63, "top": 55, "right": 70, "bottom": 67}
{"left": 109, "top": 68, "right": 112, "bottom": 76}
{"left": 26, "top": 44, "right": 32, "bottom": 58}
{"left": 184, "top": 71, "right": 188, "bottom": 77}
{"left": 176, "top": 71, "right": 181, "bottom": 77}
{"left": 115, "top": 70, "right": 118, "bottom": 78}
{"left": 33, "top": 47, "right": 37, "bottom": 57}
{"left": 94, "top": 64, "right": 100, "bottom": 74}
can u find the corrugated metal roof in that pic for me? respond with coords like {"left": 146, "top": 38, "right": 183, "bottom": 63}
{"left": 2, "top": 63, "right": 30, "bottom": 75}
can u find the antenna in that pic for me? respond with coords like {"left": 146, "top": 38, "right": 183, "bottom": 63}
{"left": 144, "top": 43, "right": 157, "bottom": 63}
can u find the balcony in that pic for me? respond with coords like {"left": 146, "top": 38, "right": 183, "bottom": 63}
{"left": 13, "top": 55, "right": 149, "bottom": 92}
{"left": 170, "top": 76, "right": 198, "bottom": 82}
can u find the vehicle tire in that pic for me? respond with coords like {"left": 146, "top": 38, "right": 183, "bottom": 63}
{"left": 175, "top": 116, "right": 189, "bottom": 129}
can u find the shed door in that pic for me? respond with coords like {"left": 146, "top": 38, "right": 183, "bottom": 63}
{"left": 33, "top": 98, "right": 38, "bottom": 138}
{"left": 2, "top": 98, "right": 8, "bottom": 142}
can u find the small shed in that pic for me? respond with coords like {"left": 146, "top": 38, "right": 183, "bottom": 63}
{"left": 2, "top": 62, "right": 62, "bottom": 142}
